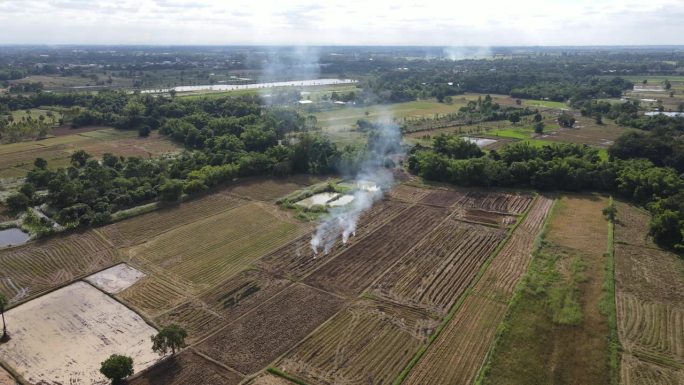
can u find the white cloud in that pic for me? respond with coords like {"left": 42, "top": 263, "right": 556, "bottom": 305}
{"left": 0, "top": 0, "right": 682, "bottom": 45}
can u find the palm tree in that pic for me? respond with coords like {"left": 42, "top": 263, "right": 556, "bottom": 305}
{"left": 0, "top": 293, "right": 8, "bottom": 341}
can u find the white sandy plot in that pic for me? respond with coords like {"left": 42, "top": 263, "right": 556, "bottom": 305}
{"left": 0, "top": 281, "right": 161, "bottom": 385}
{"left": 85, "top": 263, "right": 146, "bottom": 294}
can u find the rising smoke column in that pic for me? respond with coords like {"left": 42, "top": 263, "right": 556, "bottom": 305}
{"left": 310, "top": 117, "right": 402, "bottom": 255}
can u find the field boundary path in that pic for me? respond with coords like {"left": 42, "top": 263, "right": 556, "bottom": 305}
{"left": 401, "top": 195, "right": 554, "bottom": 385}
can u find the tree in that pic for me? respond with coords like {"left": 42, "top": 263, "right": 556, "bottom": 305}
{"left": 158, "top": 180, "right": 183, "bottom": 203}
{"left": 99, "top": 354, "right": 133, "bottom": 385}
{"left": 0, "top": 293, "right": 8, "bottom": 341}
{"left": 534, "top": 112, "right": 542, "bottom": 122}
{"left": 594, "top": 114, "right": 603, "bottom": 125}
{"left": 71, "top": 150, "right": 91, "bottom": 167}
{"left": 534, "top": 121, "right": 545, "bottom": 134}
{"left": 664, "top": 79, "right": 672, "bottom": 90}
{"left": 6, "top": 192, "right": 30, "bottom": 212}
{"left": 151, "top": 324, "right": 187, "bottom": 356}
{"left": 508, "top": 111, "right": 521, "bottom": 125}
{"left": 602, "top": 202, "right": 617, "bottom": 222}
{"left": 138, "top": 125, "right": 151, "bottom": 137}
{"left": 558, "top": 112, "right": 576, "bottom": 128}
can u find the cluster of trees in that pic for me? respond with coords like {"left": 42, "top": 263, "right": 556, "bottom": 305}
{"left": 409, "top": 134, "right": 684, "bottom": 249}
{"left": 5, "top": 93, "right": 364, "bottom": 230}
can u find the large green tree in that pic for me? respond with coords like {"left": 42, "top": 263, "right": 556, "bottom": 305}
{"left": 151, "top": 324, "right": 187, "bottom": 356}
{"left": 100, "top": 354, "right": 133, "bottom": 385}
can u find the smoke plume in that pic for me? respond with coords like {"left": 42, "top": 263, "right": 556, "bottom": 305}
{"left": 310, "top": 114, "right": 402, "bottom": 255}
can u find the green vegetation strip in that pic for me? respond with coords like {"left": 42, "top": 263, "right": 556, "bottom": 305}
{"left": 600, "top": 197, "right": 620, "bottom": 385}
{"left": 267, "top": 367, "right": 311, "bottom": 385}
{"left": 393, "top": 196, "right": 538, "bottom": 385}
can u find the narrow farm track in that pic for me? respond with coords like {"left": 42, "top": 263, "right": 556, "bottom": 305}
{"left": 402, "top": 195, "right": 553, "bottom": 385}
{"left": 614, "top": 202, "right": 684, "bottom": 382}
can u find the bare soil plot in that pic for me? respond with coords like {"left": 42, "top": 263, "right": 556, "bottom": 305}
{"left": 418, "top": 188, "right": 466, "bottom": 207}
{"left": 459, "top": 191, "right": 534, "bottom": 215}
{"left": 129, "top": 202, "right": 307, "bottom": 290}
{"left": 404, "top": 295, "right": 507, "bottom": 385}
{"left": 0, "top": 230, "right": 118, "bottom": 303}
{"left": 278, "top": 299, "right": 438, "bottom": 385}
{"left": 403, "top": 196, "right": 552, "bottom": 385}
{"left": 128, "top": 350, "right": 242, "bottom": 385}
{"left": 196, "top": 284, "right": 345, "bottom": 375}
{"left": 540, "top": 116, "right": 629, "bottom": 147}
{"left": 0, "top": 282, "right": 161, "bottom": 385}
{"left": 85, "top": 263, "right": 145, "bottom": 294}
{"left": 372, "top": 218, "right": 506, "bottom": 316}
{"left": 99, "top": 193, "right": 246, "bottom": 247}
{"left": 305, "top": 204, "right": 449, "bottom": 297}
{"left": 614, "top": 202, "right": 684, "bottom": 380}
{"left": 257, "top": 199, "right": 410, "bottom": 279}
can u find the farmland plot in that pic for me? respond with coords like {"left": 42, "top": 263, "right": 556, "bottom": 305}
{"left": 129, "top": 202, "right": 307, "bottom": 290}
{"left": 221, "top": 175, "right": 327, "bottom": 202}
{"left": 85, "top": 263, "right": 145, "bottom": 294}
{"left": 248, "top": 373, "right": 298, "bottom": 385}
{"left": 257, "top": 199, "right": 410, "bottom": 279}
{"left": 0, "top": 282, "right": 160, "bottom": 385}
{"left": 388, "top": 184, "right": 431, "bottom": 202}
{"left": 278, "top": 299, "right": 439, "bottom": 385}
{"left": 129, "top": 350, "right": 242, "bottom": 385}
{"left": 99, "top": 193, "right": 246, "bottom": 247}
{"left": 0, "top": 230, "right": 118, "bottom": 303}
{"left": 196, "top": 284, "right": 344, "bottom": 375}
{"left": 117, "top": 273, "right": 191, "bottom": 318}
{"left": 305, "top": 204, "right": 449, "bottom": 297}
{"left": 0, "top": 367, "right": 13, "bottom": 385}
{"left": 372, "top": 218, "right": 506, "bottom": 315}
{"left": 614, "top": 202, "right": 684, "bottom": 381}
{"left": 403, "top": 196, "right": 553, "bottom": 385}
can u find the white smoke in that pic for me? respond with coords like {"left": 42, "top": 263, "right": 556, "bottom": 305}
{"left": 443, "top": 46, "right": 493, "bottom": 61}
{"left": 310, "top": 115, "right": 401, "bottom": 255}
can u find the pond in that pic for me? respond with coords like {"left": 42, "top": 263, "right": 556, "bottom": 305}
{"left": 462, "top": 136, "right": 498, "bottom": 148}
{"left": 295, "top": 192, "right": 340, "bottom": 208}
{"left": 142, "top": 78, "right": 357, "bottom": 94}
{"left": 0, "top": 228, "right": 30, "bottom": 247}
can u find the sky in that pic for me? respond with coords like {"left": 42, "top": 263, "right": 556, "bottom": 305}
{"left": 0, "top": 0, "right": 683, "bottom": 46}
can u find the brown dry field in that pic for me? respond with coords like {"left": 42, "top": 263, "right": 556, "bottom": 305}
{"left": 0, "top": 229, "right": 119, "bottom": 304}
{"left": 0, "top": 367, "right": 13, "bottom": 385}
{"left": 256, "top": 199, "right": 410, "bottom": 280}
{"left": 304, "top": 204, "right": 449, "bottom": 297}
{"left": 371, "top": 218, "right": 507, "bottom": 316}
{"left": 540, "top": 114, "right": 630, "bottom": 147}
{"left": 99, "top": 193, "right": 247, "bottom": 247}
{"left": 127, "top": 350, "right": 242, "bottom": 385}
{"left": 404, "top": 196, "right": 553, "bottom": 385}
{"left": 614, "top": 202, "right": 684, "bottom": 381}
{"left": 195, "top": 284, "right": 345, "bottom": 375}
{"left": 221, "top": 175, "right": 329, "bottom": 202}
{"left": 278, "top": 299, "right": 438, "bottom": 385}
{"left": 0, "top": 129, "right": 179, "bottom": 178}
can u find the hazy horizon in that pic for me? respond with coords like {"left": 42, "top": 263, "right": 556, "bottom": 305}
{"left": 1, "top": 0, "right": 683, "bottom": 46}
